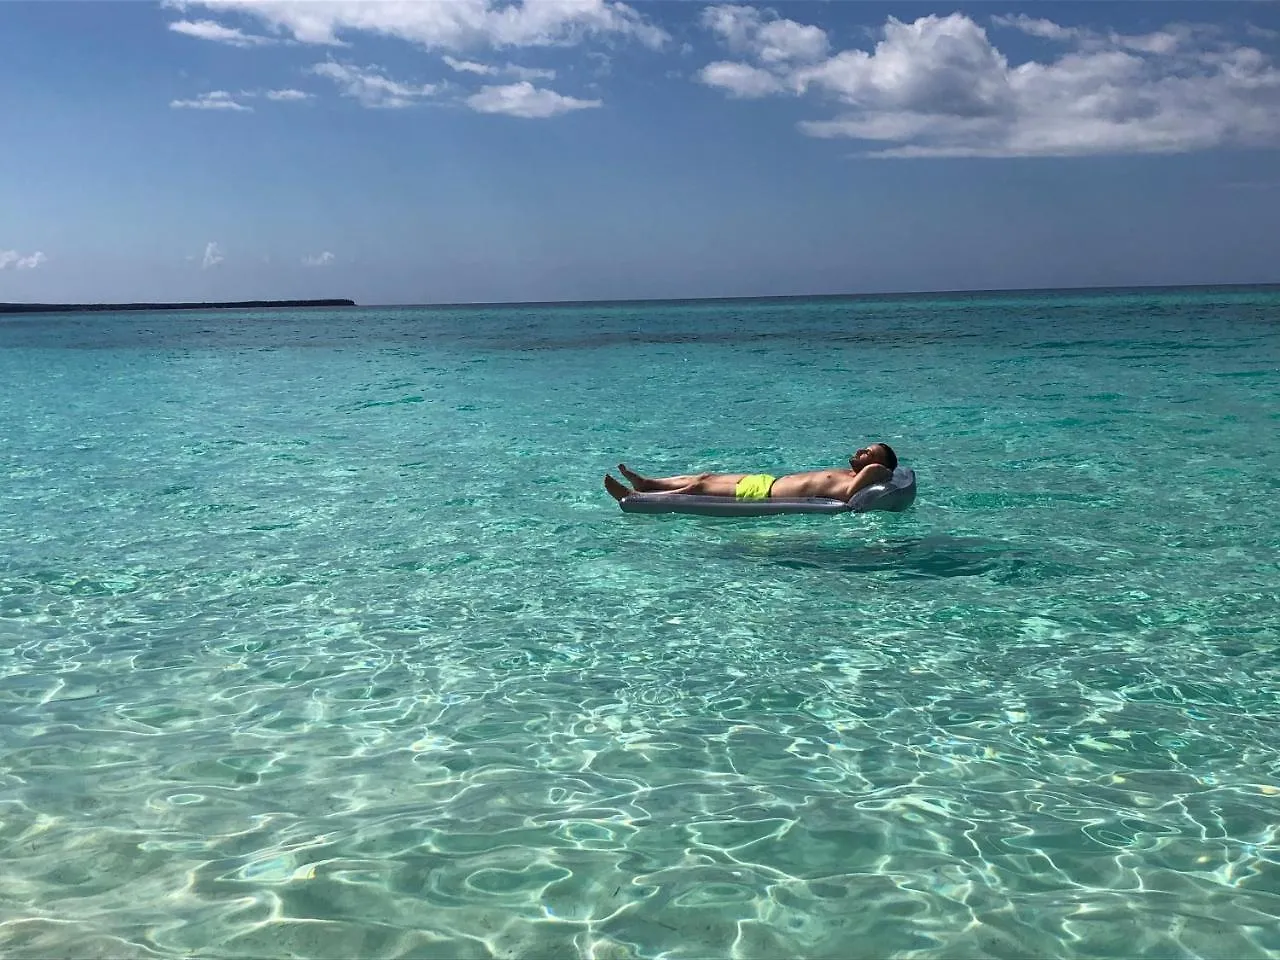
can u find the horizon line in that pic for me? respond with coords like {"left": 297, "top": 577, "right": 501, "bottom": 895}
{"left": 367, "top": 279, "right": 1280, "bottom": 310}
{"left": 4, "top": 280, "right": 1278, "bottom": 315}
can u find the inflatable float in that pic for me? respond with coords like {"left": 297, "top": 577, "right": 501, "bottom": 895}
{"left": 618, "top": 466, "right": 917, "bottom": 517}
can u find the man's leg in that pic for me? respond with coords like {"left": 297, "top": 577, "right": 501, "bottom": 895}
{"left": 618, "top": 464, "right": 746, "bottom": 492}
{"left": 604, "top": 474, "right": 633, "bottom": 502}
{"left": 605, "top": 471, "right": 745, "bottom": 500}
{"left": 601, "top": 473, "right": 706, "bottom": 504}
{"left": 675, "top": 474, "right": 742, "bottom": 496}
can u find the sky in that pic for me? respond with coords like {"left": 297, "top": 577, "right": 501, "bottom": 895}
{"left": 2, "top": 0, "right": 1279, "bottom": 304}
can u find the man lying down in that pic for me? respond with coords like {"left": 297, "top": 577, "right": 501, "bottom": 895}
{"left": 604, "top": 442, "right": 898, "bottom": 504}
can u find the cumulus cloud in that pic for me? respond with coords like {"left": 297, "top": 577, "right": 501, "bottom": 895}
{"left": 702, "top": 5, "right": 827, "bottom": 64}
{"left": 697, "top": 5, "right": 828, "bottom": 96}
{"left": 265, "top": 88, "right": 312, "bottom": 101}
{"left": 166, "top": 0, "right": 667, "bottom": 50}
{"left": 303, "top": 251, "right": 335, "bottom": 267}
{"left": 170, "top": 90, "right": 252, "bottom": 111}
{"left": 168, "top": 18, "right": 273, "bottom": 46}
{"left": 309, "top": 62, "right": 438, "bottom": 108}
{"left": 201, "top": 242, "right": 224, "bottom": 269}
{"left": 442, "top": 55, "right": 555, "bottom": 81}
{"left": 465, "top": 81, "right": 601, "bottom": 118}
{"left": 0, "top": 250, "right": 46, "bottom": 271}
{"left": 697, "top": 8, "right": 1280, "bottom": 157}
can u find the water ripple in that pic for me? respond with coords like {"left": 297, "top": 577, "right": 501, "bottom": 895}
{"left": 2, "top": 292, "right": 1280, "bottom": 957}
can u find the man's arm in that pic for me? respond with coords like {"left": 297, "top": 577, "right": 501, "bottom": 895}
{"left": 842, "top": 464, "right": 893, "bottom": 500}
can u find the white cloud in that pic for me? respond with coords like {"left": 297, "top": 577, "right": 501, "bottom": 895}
{"left": 443, "top": 56, "right": 496, "bottom": 75}
{"left": 698, "top": 8, "right": 1280, "bottom": 157}
{"left": 699, "top": 61, "right": 784, "bottom": 98}
{"left": 168, "top": 0, "right": 667, "bottom": 50}
{"left": 702, "top": 5, "right": 761, "bottom": 53}
{"left": 265, "top": 88, "right": 312, "bottom": 101}
{"left": 0, "top": 250, "right": 46, "bottom": 271}
{"left": 170, "top": 90, "right": 252, "bottom": 111}
{"left": 201, "top": 242, "right": 224, "bottom": 269}
{"left": 702, "top": 5, "right": 827, "bottom": 64}
{"left": 168, "top": 18, "right": 273, "bottom": 46}
{"left": 990, "top": 14, "right": 1080, "bottom": 43}
{"left": 442, "top": 55, "right": 555, "bottom": 81}
{"left": 991, "top": 15, "right": 1212, "bottom": 56}
{"left": 309, "top": 62, "right": 438, "bottom": 108}
{"left": 464, "top": 81, "right": 601, "bottom": 118}
{"left": 303, "top": 251, "right": 335, "bottom": 267}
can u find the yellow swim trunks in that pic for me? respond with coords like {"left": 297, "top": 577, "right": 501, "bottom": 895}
{"left": 735, "top": 474, "right": 776, "bottom": 500}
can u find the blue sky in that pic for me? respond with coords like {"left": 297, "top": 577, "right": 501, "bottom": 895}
{"left": 2, "top": 1, "right": 1279, "bottom": 304}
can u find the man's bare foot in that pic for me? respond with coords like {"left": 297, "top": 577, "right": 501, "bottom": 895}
{"left": 604, "top": 474, "right": 632, "bottom": 502}
{"left": 617, "top": 463, "right": 651, "bottom": 490}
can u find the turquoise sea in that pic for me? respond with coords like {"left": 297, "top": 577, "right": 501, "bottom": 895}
{"left": 1, "top": 286, "right": 1279, "bottom": 959}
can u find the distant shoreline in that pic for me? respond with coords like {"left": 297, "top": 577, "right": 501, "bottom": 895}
{"left": 3, "top": 281, "right": 1277, "bottom": 316}
{"left": 0, "top": 299, "right": 356, "bottom": 315}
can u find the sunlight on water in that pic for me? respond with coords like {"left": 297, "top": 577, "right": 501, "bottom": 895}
{"left": 1, "top": 289, "right": 1279, "bottom": 958}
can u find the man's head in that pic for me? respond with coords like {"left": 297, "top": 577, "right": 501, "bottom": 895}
{"left": 850, "top": 442, "right": 897, "bottom": 471}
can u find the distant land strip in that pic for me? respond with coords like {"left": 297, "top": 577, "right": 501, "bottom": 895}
{"left": 0, "top": 299, "right": 356, "bottom": 315}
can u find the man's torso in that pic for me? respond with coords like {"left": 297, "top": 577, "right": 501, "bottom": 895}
{"left": 771, "top": 469, "right": 858, "bottom": 499}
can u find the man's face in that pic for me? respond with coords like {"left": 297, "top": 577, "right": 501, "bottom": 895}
{"left": 850, "top": 446, "right": 877, "bottom": 469}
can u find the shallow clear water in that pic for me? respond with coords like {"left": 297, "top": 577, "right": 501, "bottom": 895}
{"left": 1, "top": 288, "right": 1279, "bottom": 958}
